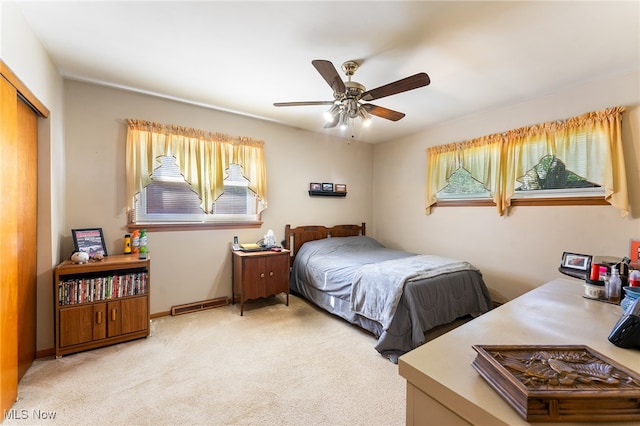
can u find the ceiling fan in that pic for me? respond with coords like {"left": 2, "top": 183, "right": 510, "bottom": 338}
{"left": 274, "top": 59, "right": 430, "bottom": 129}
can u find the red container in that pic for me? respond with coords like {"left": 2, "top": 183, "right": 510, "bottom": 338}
{"left": 589, "top": 263, "right": 600, "bottom": 281}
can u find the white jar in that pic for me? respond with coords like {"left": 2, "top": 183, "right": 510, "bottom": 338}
{"left": 584, "top": 282, "right": 605, "bottom": 300}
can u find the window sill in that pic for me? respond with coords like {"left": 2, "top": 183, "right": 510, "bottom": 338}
{"left": 434, "top": 196, "right": 608, "bottom": 209}
{"left": 127, "top": 221, "right": 263, "bottom": 232}
{"left": 510, "top": 196, "right": 608, "bottom": 206}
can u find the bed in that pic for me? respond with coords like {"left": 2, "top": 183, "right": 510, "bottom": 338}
{"left": 284, "top": 223, "right": 492, "bottom": 363}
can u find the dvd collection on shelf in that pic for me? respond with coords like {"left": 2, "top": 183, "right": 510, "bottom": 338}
{"left": 58, "top": 269, "right": 148, "bottom": 306}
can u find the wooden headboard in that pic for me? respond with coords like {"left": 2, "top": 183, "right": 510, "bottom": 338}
{"left": 283, "top": 223, "right": 366, "bottom": 265}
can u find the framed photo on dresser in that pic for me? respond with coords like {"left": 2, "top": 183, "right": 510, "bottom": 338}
{"left": 72, "top": 228, "right": 108, "bottom": 257}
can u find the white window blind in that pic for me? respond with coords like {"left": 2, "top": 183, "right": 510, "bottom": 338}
{"left": 133, "top": 157, "right": 260, "bottom": 224}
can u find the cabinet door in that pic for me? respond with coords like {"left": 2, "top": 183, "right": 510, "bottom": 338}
{"left": 242, "top": 256, "right": 266, "bottom": 300}
{"left": 265, "top": 253, "right": 289, "bottom": 297}
{"left": 121, "top": 297, "right": 148, "bottom": 334}
{"left": 93, "top": 303, "right": 107, "bottom": 340}
{"left": 59, "top": 305, "right": 95, "bottom": 347}
{"left": 107, "top": 300, "right": 121, "bottom": 338}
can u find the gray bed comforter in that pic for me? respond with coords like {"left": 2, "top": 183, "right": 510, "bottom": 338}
{"left": 290, "top": 236, "right": 492, "bottom": 363}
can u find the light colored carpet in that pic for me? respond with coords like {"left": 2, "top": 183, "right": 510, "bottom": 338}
{"left": 6, "top": 295, "right": 407, "bottom": 426}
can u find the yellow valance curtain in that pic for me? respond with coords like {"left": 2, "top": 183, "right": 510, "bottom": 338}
{"left": 501, "top": 106, "right": 627, "bottom": 215}
{"left": 426, "top": 106, "right": 628, "bottom": 216}
{"left": 125, "top": 119, "right": 267, "bottom": 212}
{"left": 426, "top": 134, "right": 503, "bottom": 213}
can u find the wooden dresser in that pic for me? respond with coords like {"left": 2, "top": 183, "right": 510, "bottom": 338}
{"left": 399, "top": 278, "right": 640, "bottom": 425}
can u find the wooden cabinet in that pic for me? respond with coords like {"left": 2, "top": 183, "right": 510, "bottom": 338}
{"left": 232, "top": 250, "right": 290, "bottom": 315}
{"left": 54, "top": 255, "right": 150, "bottom": 357}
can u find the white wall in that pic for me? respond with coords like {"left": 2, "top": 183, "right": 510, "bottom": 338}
{"left": 373, "top": 71, "right": 640, "bottom": 303}
{"left": 1, "top": 2, "right": 65, "bottom": 352}
{"left": 62, "top": 80, "right": 373, "bottom": 317}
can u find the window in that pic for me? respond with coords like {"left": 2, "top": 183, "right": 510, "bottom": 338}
{"left": 426, "top": 107, "right": 628, "bottom": 216}
{"left": 438, "top": 156, "right": 600, "bottom": 200}
{"left": 212, "top": 164, "right": 259, "bottom": 215}
{"left": 511, "top": 155, "right": 602, "bottom": 199}
{"left": 436, "top": 168, "right": 491, "bottom": 200}
{"left": 133, "top": 159, "right": 261, "bottom": 224}
{"left": 126, "top": 119, "right": 267, "bottom": 228}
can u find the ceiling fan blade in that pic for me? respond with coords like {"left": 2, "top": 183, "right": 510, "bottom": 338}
{"left": 273, "top": 101, "right": 335, "bottom": 107}
{"left": 312, "top": 59, "right": 346, "bottom": 94}
{"left": 362, "top": 104, "right": 406, "bottom": 121}
{"left": 360, "top": 73, "right": 430, "bottom": 102}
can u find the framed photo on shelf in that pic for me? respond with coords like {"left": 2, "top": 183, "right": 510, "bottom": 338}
{"left": 630, "top": 239, "right": 640, "bottom": 264}
{"left": 335, "top": 184, "right": 347, "bottom": 193}
{"left": 72, "top": 228, "right": 108, "bottom": 257}
{"left": 309, "top": 182, "right": 322, "bottom": 191}
{"left": 560, "top": 252, "right": 591, "bottom": 272}
{"left": 322, "top": 183, "right": 334, "bottom": 192}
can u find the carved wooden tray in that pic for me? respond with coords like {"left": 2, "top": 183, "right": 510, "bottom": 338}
{"left": 472, "top": 345, "right": 640, "bottom": 422}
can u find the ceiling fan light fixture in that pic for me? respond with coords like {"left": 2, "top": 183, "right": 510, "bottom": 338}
{"left": 274, "top": 59, "right": 428, "bottom": 131}
{"left": 323, "top": 103, "right": 341, "bottom": 122}
{"left": 358, "top": 107, "right": 372, "bottom": 127}
{"left": 339, "top": 111, "right": 349, "bottom": 130}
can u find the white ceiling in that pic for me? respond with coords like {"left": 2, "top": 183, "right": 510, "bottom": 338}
{"left": 16, "top": 1, "right": 640, "bottom": 144}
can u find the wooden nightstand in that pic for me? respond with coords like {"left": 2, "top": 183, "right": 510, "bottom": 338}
{"left": 231, "top": 249, "right": 290, "bottom": 315}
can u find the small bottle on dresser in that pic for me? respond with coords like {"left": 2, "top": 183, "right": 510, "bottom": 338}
{"left": 607, "top": 266, "right": 622, "bottom": 304}
{"left": 131, "top": 229, "right": 140, "bottom": 254}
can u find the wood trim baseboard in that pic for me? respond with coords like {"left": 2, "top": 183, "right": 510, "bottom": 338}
{"left": 35, "top": 348, "right": 55, "bottom": 359}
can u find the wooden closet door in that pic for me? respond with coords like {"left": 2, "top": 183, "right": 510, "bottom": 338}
{"left": 0, "top": 75, "right": 20, "bottom": 413}
{"left": 17, "top": 97, "right": 38, "bottom": 380}
{"left": 0, "top": 61, "right": 42, "bottom": 415}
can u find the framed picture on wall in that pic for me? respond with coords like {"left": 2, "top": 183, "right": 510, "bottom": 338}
{"left": 309, "top": 182, "right": 322, "bottom": 191}
{"left": 335, "top": 184, "right": 347, "bottom": 192}
{"left": 72, "top": 228, "right": 108, "bottom": 257}
{"left": 322, "top": 183, "right": 334, "bottom": 192}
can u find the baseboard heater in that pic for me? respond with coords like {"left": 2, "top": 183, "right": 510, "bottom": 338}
{"left": 170, "top": 297, "right": 229, "bottom": 316}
